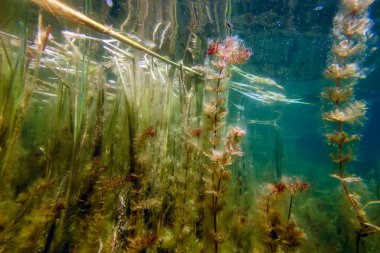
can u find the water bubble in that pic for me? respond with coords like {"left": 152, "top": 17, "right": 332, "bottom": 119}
{"left": 106, "top": 0, "right": 113, "bottom": 7}
{"left": 314, "top": 5, "right": 324, "bottom": 11}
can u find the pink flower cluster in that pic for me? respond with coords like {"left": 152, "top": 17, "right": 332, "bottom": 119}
{"left": 207, "top": 36, "right": 252, "bottom": 67}
{"left": 268, "top": 177, "right": 310, "bottom": 196}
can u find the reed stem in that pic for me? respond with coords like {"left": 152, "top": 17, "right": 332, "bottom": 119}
{"left": 30, "top": 0, "right": 201, "bottom": 76}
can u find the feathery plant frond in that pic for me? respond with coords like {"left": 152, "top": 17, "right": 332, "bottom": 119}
{"left": 321, "top": 0, "right": 379, "bottom": 252}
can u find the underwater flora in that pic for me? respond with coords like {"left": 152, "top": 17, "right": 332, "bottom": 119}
{"left": 342, "top": 0, "right": 374, "bottom": 14}
{"left": 266, "top": 177, "right": 309, "bottom": 221}
{"left": 203, "top": 126, "right": 246, "bottom": 251}
{"left": 265, "top": 180, "right": 287, "bottom": 218}
{"left": 127, "top": 234, "right": 159, "bottom": 253}
{"left": 212, "top": 36, "right": 252, "bottom": 66}
{"left": 323, "top": 100, "right": 366, "bottom": 123}
{"left": 257, "top": 177, "right": 308, "bottom": 253}
{"left": 207, "top": 41, "right": 219, "bottom": 56}
{"left": 0, "top": 13, "right": 50, "bottom": 183}
{"left": 201, "top": 23, "right": 251, "bottom": 253}
{"left": 334, "top": 15, "right": 372, "bottom": 37}
{"left": 333, "top": 39, "right": 365, "bottom": 58}
{"left": 321, "top": 86, "right": 353, "bottom": 103}
{"left": 113, "top": 126, "right": 164, "bottom": 252}
{"left": 225, "top": 127, "right": 246, "bottom": 156}
{"left": 206, "top": 35, "right": 251, "bottom": 76}
{"left": 322, "top": 0, "right": 380, "bottom": 252}
{"left": 324, "top": 63, "right": 361, "bottom": 79}
{"left": 285, "top": 178, "right": 309, "bottom": 221}
{"left": 1, "top": 0, "right": 213, "bottom": 252}
{"left": 326, "top": 131, "right": 360, "bottom": 144}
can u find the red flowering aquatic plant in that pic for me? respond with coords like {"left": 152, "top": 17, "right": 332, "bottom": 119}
{"left": 207, "top": 36, "right": 252, "bottom": 68}
{"left": 203, "top": 26, "right": 252, "bottom": 151}
{"left": 266, "top": 178, "right": 287, "bottom": 216}
{"left": 260, "top": 177, "right": 309, "bottom": 252}
{"left": 201, "top": 23, "right": 251, "bottom": 253}
{"left": 271, "top": 181, "right": 287, "bottom": 195}
{"left": 204, "top": 20, "right": 251, "bottom": 83}
{"left": 207, "top": 41, "right": 219, "bottom": 56}
{"left": 284, "top": 178, "right": 309, "bottom": 221}
{"left": 286, "top": 178, "right": 310, "bottom": 195}
{"left": 265, "top": 177, "right": 309, "bottom": 222}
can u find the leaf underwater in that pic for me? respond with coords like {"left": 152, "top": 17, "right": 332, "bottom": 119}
{"left": 330, "top": 174, "right": 362, "bottom": 183}
{"left": 321, "top": 86, "right": 353, "bottom": 103}
{"left": 360, "top": 223, "right": 380, "bottom": 237}
{"left": 362, "top": 200, "right": 380, "bottom": 210}
{"left": 329, "top": 150, "right": 354, "bottom": 163}
{"left": 324, "top": 63, "right": 360, "bottom": 79}
{"left": 323, "top": 101, "right": 366, "bottom": 123}
{"left": 342, "top": 0, "right": 374, "bottom": 14}
{"left": 321, "top": 0, "right": 378, "bottom": 247}
{"left": 334, "top": 15, "right": 371, "bottom": 38}
{"left": 326, "top": 131, "right": 360, "bottom": 144}
{"left": 333, "top": 39, "right": 365, "bottom": 58}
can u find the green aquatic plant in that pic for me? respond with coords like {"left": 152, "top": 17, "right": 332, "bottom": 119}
{"left": 1, "top": 0, "right": 213, "bottom": 252}
{"left": 0, "top": 12, "right": 49, "bottom": 184}
{"left": 322, "top": 0, "right": 380, "bottom": 252}
{"left": 123, "top": 126, "right": 161, "bottom": 252}
{"left": 173, "top": 125, "right": 203, "bottom": 251}
{"left": 0, "top": 12, "right": 158, "bottom": 251}
{"left": 0, "top": 14, "right": 72, "bottom": 251}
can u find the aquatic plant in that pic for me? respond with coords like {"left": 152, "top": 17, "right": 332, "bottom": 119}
{"left": 285, "top": 178, "right": 309, "bottom": 221}
{"left": 322, "top": 0, "right": 380, "bottom": 251}
{"left": 200, "top": 24, "right": 251, "bottom": 253}
{"left": 0, "top": 12, "right": 49, "bottom": 184}
{"left": 5, "top": 0, "right": 374, "bottom": 252}
{"left": 30, "top": 0, "right": 200, "bottom": 76}
{"left": 255, "top": 177, "right": 308, "bottom": 253}
{"left": 0, "top": 2, "right": 204, "bottom": 252}
{"left": 228, "top": 68, "right": 309, "bottom": 105}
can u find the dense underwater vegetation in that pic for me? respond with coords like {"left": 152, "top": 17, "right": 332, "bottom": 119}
{"left": 0, "top": 0, "right": 379, "bottom": 252}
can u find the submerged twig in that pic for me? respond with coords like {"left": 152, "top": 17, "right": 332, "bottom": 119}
{"left": 30, "top": 0, "right": 201, "bottom": 76}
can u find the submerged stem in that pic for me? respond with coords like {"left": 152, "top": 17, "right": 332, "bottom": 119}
{"left": 30, "top": 0, "right": 201, "bottom": 76}
{"left": 210, "top": 65, "right": 228, "bottom": 253}
{"left": 287, "top": 195, "right": 293, "bottom": 221}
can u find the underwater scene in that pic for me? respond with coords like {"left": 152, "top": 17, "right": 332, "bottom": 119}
{"left": 0, "top": 0, "right": 380, "bottom": 252}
